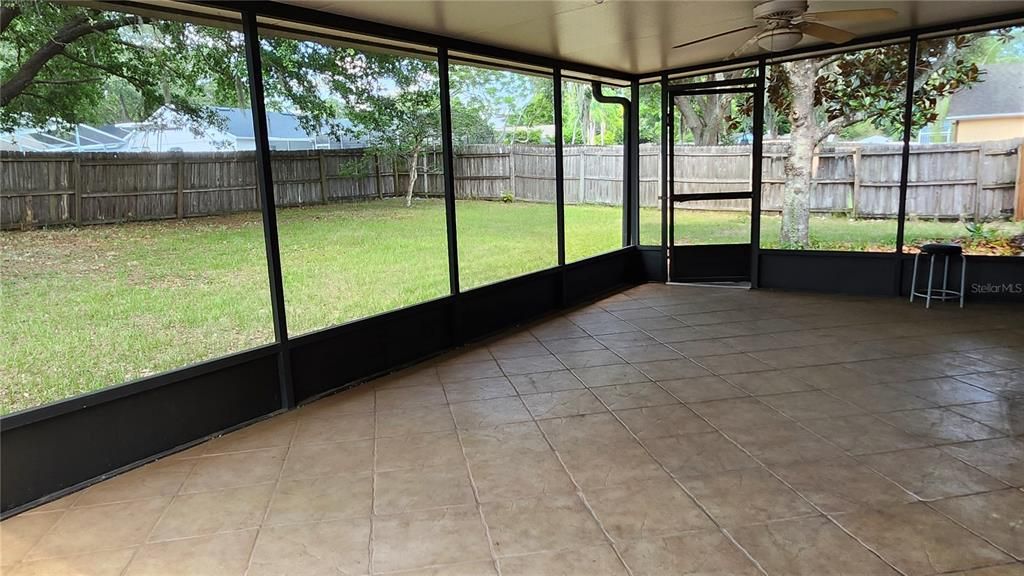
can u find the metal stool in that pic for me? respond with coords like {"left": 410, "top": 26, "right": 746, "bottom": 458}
{"left": 910, "top": 243, "right": 966, "bottom": 308}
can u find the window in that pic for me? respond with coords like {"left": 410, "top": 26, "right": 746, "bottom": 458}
{"left": 450, "top": 61, "right": 557, "bottom": 288}
{"left": 561, "top": 79, "right": 626, "bottom": 261}
{"left": 0, "top": 4, "right": 273, "bottom": 413}
{"left": 256, "top": 30, "right": 452, "bottom": 334}
{"left": 639, "top": 82, "right": 664, "bottom": 246}
{"left": 758, "top": 44, "right": 909, "bottom": 252}
{"left": 903, "top": 26, "right": 1024, "bottom": 256}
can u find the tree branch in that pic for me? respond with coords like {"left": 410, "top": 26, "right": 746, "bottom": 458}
{"left": 58, "top": 51, "right": 147, "bottom": 87}
{"left": 0, "top": 4, "right": 21, "bottom": 35}
{"left": 0, "top": 13, "right": 141, "bottom": 107}
{"left": 32, "top": 76, "right": 104, "bottom": 85}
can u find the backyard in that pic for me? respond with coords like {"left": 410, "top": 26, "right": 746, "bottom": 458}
{"left": 2, "top": 198, "right": 1021, "bottom": 414}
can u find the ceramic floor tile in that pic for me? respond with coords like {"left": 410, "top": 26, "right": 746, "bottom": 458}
{"left": 376, "top": 384, "right": 448, "bottom": 410}
{"left": 941, "top": 438, "right": 1024, "bottom": 487}
{"left": 497, "top": 354, "right": 565, "bottom": 376}
{"left": 27, "top": 497, "right": 169, "bottom": 560}
{"left": 585, "top": 477, "right": 713, "bottom": 541}
{"left": 281, "top": 440, "right": 373, "bottom": 479}
{"left": 521, "top": 389, "right": 607, "bottom": 419}
{"left": 879, "top": 408, "right": 1004, "bottom": 445}
{"left": 556, "top": 439, "right": 668, "bottom": 490}
{"left": 895, "top": 378, "right": 1001, "bottom": 407}
{"left": 723, "top": 370, "right": 816, "bottom": 396}
{"left": 859, "top": 447, "right": 1007, "bottom": 501}
{"left": 596, "top": 331, "right": 660, "bottom": 349}
{"left": 481, "top": 495, "right": 605, "bottom": 557}
{"left": 443, "top": 377, "right": 517, "bottom": 404}
{"left": 148, "top": 483, "right": 273, "bottom": 542}
{"left": 466, "top": 451, "right": 576, "bottom": 502}
{"left": 555, "top": 349, "right": 625, "bottom": 369}
{"left": 591, "top": 382, "right": 680, "bottom": 410}
{"left": 632, "top": 359, "right": 711, "bottom": 381}
{"left": 375, "top": 431, "right": 466, "bottom": 471}
{"left": 757, "top": 390, "right": 864, "bottom": 421}
{"left": 265, "top": 471, "right": 372, "bottom": 525}
{"left": 573, "top": 364, "right": 652, "bottom": 388}
{"left": 459, "top": 421, "right": 554, "bottom": 462}
{"left": 771, "top": 457, "right": 916, "bottom": 514}
{"left": 292, "top": 412, "right": 374, "bottom": 445}
{"left": 508, "top": 370, "right": 584, "bottom": 395}
{"left": 488, "top": 341, "right": 549, "bottom": 360}
{"left": 298, "top": 388, "right": 375, "bottom": 418}
{"left": 618, "top": 529, "right": 761, "bottom": 576}
{"left": 836, "top": 503, "right": 1012, "bottom": 576}
{"left": 658, "top": 376, "right": 748, "bottom": 403}
{"left": 957, "top": 370, "right": 1024, "bottom": 400}
{"left": 826, "top": 384, "right": 938, "bottom": 413}
{"left": 0, "top": 511, "right": 63, "bottom": 566}
{"left": 614, "top": 404, "right": 713, "bottom": 440}
{"left": 180, "top": 447, "right": 286, "bottom": 493}
{"left": 540, "top": 336, "right": 606, "bottom": 355}
{"left": 727, "top": 422, "right": 847, "bottom": 465}
{"left": 931, "top": 489, "right": 1024, "bottom": 560}
{"left": 124, "top": 529, "right": 256, "bottom": 576}
{"left": 247, "top": 518, "right": 370, "bottom": 576}
{"left": 372, "top": 505, "right": 492, "bottom": 573}
{"left": 5, "top": 548, "right": 135, "bottom": 576}
{"left": 949, "top": 401, "right": 1024, "bottom": 436}
{"left": 642, "top": 432, "right": 760, "bottom": 479}
{"left": 73, "top": 459, "right": 195, "bottom": 507}
{"left": 687, "top": 397, "right": 791, "bottom": 431}
{"left": 373, "top": 367, "right": 440, "bottom": 390}
{"left": 731, "top": 515, "right": 899, "bottom": 575}
{"left": 682, "top": 468, "right": 816, "bottom": 527}
{"left": 374, "top": 464, "right": 476, "bottom": 514}
{"left": 450, "top": 396, "right": 532, "bottom": 429}
{"left": 802, "top": 415, "right": 930, "bottom": 455}
{"left": 499, "top": 545, "right": 627, "bottom": 576}
{"left": 437, "top": 360, "right": 504, "bottom": 384}
{"left": 203, "top": 415, "right": 297, "bottom": 455}
{"left": 375, "top": 405, "right": 455, "bottom": 437}
{"left": 948, "top": 564, "right": 1024, "bottom": 576}
{"left": 537, "top": 413, "right": 634, "bottom": 449}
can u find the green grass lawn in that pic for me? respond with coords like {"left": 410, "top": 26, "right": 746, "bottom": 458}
{"left": 2, "top": 199, "right": 1018, "bottom": 414}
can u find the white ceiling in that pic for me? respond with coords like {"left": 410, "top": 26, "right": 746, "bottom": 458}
{"left": 283, "top": 0, "right": 1024, "bottom": 75}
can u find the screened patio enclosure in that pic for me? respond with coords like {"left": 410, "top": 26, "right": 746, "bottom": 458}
{"left": 2, "top": 1, "right": 1024, "bottom": 572}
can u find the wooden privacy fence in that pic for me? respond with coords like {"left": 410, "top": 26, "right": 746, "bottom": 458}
{"left": 2, "top": 140, "right": 1021, "bottom": 229}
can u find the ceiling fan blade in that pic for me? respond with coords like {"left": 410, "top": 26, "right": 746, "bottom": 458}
{"left": 798, "top": 21, "right": 856, "bottom": 44}
{"left": 673, "top": 25, "right": 759, "bottom": 49}
{"left": 802, "top": 8, "right": 897, "bottom": 23}
{"left": 728, "top": 31, "right": 763, "bottom": 59}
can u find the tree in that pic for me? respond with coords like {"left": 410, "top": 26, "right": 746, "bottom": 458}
{"left": 768, "top": 31, "right": 1013, "bottom": 246}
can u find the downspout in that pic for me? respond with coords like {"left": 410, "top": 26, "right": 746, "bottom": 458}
{"left": 591, "top": 82, "right": 632, "bottom": 247}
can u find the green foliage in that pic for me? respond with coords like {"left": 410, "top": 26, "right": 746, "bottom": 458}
{"left": 964, "top": 220, "right": 991, "bottom": 241}
{"left": 500, "top": 191, "right": 514, "bottom": 203}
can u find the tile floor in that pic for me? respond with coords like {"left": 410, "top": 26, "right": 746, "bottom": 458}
{"left": 2, "top": 284, "right": 1023, "bottom": 575}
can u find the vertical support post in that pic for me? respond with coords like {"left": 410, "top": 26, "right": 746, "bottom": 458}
{"left": 242, "top": 11, "right": 293, "bottom": 409}
{"left": 438, "top": 48, "right": 460, "bottom": 297}
{"left": 553, "top": 68, "right": 566, "bottom": 267}
{"left": 1015, "top": 143, "right": 1024, "bottom": 222}
{"left": 175, "top": 156, "right": 185, "bottom": 219}
{"left": 660, "top": 75, "right": 669, "bottom": 279}
{"left": 973, "top": 144, "right": 984, "bottom": 220}
{"left": 894, "top": 35, "right": 918, "bottom": 296}
{"left": 667, "top": 83, "right": 676, "bottom": 282}
{"left": 73, "top": 154, "right": 81, "bottom": 226}
{"left": 750, "top": 59, "right": 766, "bottom": 289}
{"left": 850, "top": 147, "right": 861, "bottom": 219}
{"left": 629, "top": 79, "right": 641, "bottom": 246}
{"left": 578, "top": 147, "right": 587, "bottom": 204}
{"left": 590, "top": 82, "right": 630, "bottom": 247}
{"left": 318, "top": 150, "right": 329, "bottom": 204}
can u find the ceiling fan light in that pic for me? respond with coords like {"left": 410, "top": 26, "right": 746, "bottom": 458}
{"left": 757, "top": 29, "right": 803, "bottom": 51}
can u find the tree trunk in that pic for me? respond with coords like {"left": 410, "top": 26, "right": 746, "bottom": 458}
{"left": 405, "top": 148, "right": 419, "bottom": 207}
{"left": 780, "top": 60, "right": 818, "bottom": 248}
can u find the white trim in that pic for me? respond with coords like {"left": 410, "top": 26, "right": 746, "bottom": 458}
{"left": 948, "top": 112, "right": 1024, "bottom": 121}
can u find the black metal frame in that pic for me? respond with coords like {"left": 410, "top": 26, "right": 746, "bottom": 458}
{"left": 3, "top": 0, "right": 1023, "bottom": 517}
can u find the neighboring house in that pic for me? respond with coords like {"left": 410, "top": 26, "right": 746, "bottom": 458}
{"left": 125, "top": 106, "right": 365, "bottom": 152}
{"left": 0, "top": 124, "right": 132, "bottom": 152}
{"left": 0, "top": 106, "right": 365, "bottom": 153}
{"left": 946, "top": 62, "right": 1024, "bottom": 143}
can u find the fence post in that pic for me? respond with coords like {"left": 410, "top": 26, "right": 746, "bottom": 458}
{"left": 375, "top": 153, "right": 384, "bottom": 200}
{"left": 74, "top": 155, "right": 83, "bottom": 226}
{"left": 850, "top": 147, "right": 860, "bottom": 219}
{"left": 974, "top": 144, "right": 984, "bottom": 220}
{"left": 579, "top": 147, "right": 587, "bottom": 204}
{"left": 509, "top": 146, "right": 516, "bottom": 198}
{"left": 1015, "top": 143, "right": 1024, "bottom": 222}
{"left": 175, "top": 156, "right": 184, "bottom": 220}
{"left": 318, "top": 150, "right": 329, "bottom": 204}
{"left": 393, "top": 157, "right": 400, "bottom": 199}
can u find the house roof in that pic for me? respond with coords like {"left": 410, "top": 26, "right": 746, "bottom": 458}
{"left": 214, "top": 107, "right": 313, "bottom": 140}
{"left": 947, "top": 62, "right": 1024, "bottom": 120}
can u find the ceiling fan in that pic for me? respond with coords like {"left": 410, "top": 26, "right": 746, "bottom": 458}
{"left": 673, "top": 0, "right": 898, "bottom": 57}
